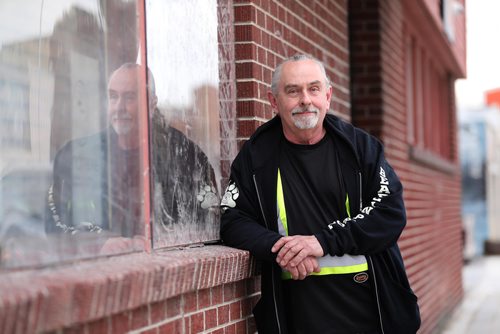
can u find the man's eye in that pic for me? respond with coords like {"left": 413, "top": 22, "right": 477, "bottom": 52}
{"left": 124, "top": 93, "right": 137, "bottom": 102}
{"left": 287, "top": 89, "right": 298, "bottom": 95}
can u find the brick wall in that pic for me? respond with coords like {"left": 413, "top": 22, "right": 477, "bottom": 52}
{"left": 349, "top": 1, "right": 465, "bottom": 333}
{"left": 0, "top": 247, "right": 259, "bottom": 334}
{"left": 0, "top": 1, "right": 466, "bottom": 333}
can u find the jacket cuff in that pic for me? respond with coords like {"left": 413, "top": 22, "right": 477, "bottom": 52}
{"left": 314, "top": 232, "right": 330, "bottom": 256}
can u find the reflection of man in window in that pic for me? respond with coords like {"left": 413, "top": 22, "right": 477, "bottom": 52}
{"left": 47, "top": 63, "right": 218, "bottom": 252}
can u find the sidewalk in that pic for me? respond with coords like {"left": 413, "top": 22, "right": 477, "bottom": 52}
{"left": 438, "top": 255, "right": 500, "bottom": 333}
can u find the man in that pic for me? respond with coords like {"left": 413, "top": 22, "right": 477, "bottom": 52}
{"left": 220, "top": 55, "right": 420, "bottom": 333}
{"left": 47, "top": 63, "right": 217, "bottom": 252}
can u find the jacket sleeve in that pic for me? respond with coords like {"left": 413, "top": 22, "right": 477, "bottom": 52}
{"left": 316, "top": 135, "right": 406, "bottom": 256}
{"left": 220, "top": 148, "right": 282, "bottom": 262}
{"left": 45, "top": 144, "right": 72, "bottom": 233}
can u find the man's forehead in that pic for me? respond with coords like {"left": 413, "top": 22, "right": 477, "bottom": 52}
{"left": 280, "top": 60, "right": 324, "bottom": 84}
{"left": 108, "top": 68, "right": 140, "bottom": 91}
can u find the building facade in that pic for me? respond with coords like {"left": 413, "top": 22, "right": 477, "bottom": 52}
{"left": 0, "top": 0, "right": 466, "bottom": 333}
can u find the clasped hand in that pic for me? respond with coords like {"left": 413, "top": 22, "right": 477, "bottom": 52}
{"left": 271, "top": 235, "right": 324, "bottom": 280}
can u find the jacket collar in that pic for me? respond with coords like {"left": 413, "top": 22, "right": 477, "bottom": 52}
{"left": 248, "top": 114, "right": 361, "bottom": 169}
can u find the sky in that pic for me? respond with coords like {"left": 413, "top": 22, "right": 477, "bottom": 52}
{"left": 455, "top": 0, "right": 500, "bottom": 110}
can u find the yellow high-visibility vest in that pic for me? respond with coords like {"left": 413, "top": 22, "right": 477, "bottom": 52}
{"left": 277, "top": 169, "right": 368, "bottom": 280}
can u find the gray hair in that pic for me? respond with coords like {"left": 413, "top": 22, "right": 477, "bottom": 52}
{"left": 113, "top": 62, "right": 156, "bottom": 98}
{"left": 270, "top": 54, "right": 330, "bottom": 95}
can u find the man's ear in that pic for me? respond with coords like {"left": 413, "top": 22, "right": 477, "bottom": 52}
{"left": 267, "top": 91, "right": 279, "bottom": 114}
{"left": 326, "top": 85, "right": 333, "bottom": 108}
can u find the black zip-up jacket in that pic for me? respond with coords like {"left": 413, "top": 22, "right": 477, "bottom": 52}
{"left": 220, "top": 114, "right": 420, "bottom": 334}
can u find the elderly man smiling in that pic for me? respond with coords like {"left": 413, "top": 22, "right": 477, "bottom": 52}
{"left": 220, "top": 54, "right": 420, "bottom": 334}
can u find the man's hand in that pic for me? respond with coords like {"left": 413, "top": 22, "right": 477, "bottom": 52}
{"left": 283, "top": 256, "right": 321, "bottom": 280}
{"left": 272, "top": 235, "right": 324, "bottom": 268}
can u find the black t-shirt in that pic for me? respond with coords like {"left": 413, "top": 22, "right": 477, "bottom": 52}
{"left": 279, "top": 134, "right": 379, "bottom": 334}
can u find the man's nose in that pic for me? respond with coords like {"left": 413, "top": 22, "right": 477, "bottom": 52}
{"left": 114, "top": 96, "right": 126, "bottom": 111}
{"left": 300, "top": 91, "right": 312, "bottom": 106}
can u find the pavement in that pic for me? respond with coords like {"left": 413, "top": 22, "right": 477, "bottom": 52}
{"left": 438, "top": 255, "right": 500, "bottom": 333}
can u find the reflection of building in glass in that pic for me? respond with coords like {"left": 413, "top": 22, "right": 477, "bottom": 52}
{"left": 484, "top": 89, "right": 500, "bottom": 254}
{"left": 0, "top": 36, "right": 53, "bottom": 172}
{"left": 459, "top": 110, "right": 488, "bottom": 258}
{"left": 460, "top": 94, "right": 500, "bottom": 256}
{"left": 49, "top": 6, "right": 107, "bottom": 157}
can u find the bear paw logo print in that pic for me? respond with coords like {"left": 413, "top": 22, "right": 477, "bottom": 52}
{"left": 221, "top": 181, "right": 239, "bottom": 211}
{"left": 197, "top": 185, "right": 218, "bottom": 209}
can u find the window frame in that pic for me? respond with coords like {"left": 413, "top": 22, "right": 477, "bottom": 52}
{"left": 404, "top": 25, "right": 457, "bottom": 173}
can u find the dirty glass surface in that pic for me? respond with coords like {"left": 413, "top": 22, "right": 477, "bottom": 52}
{"left": 146, "top": 0, "right": 233, "bottom": 248}
{"left": 0, "top": 0, "right": 148, "bottom": 268}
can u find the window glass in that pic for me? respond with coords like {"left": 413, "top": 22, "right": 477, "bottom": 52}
{"left": 0, "top": 0, "right": 148, "bottom": 268}
{"left": 146, "top": 0, "right": 224, "bottom": 247}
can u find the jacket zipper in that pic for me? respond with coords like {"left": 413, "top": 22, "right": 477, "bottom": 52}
{"left": 253, "top": 174, "right": 282, "bottom": 334}
{"left": 360, "top": 172, "right": 385, "bottom": 334}
{"left": 369, "top": 255, "right": 385, "bottom": 334}
{"left": 358, "top": 172, "right": 363, "bottom": 211}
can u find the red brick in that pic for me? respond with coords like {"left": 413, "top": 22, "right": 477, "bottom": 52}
{"left": 241, "top": 298, "right": 252, "bottom": 317}
{"left": 166, "top": 296, "right": 181, "bottom": 318}
{"left": 235, "top": 62, "right": 254, "bottom": 79}
{"left": 184, "top": 317, "right": 191, "bottom": 333}
{"left": 235, "top": 43, "right": 256, "bottom": 60}
{"left": 229, "top": 301, "right": 241, "bottom": 321}
{"left": 224, "top": 323, "right": 236, "bottom": 334}
{"left": 157, "top": 319, "right": 182, "bottom": 334}
{"left": 235, "top": 319, "right": 247, "bottom": 334}
{"left": 149, "top": 300, "right": 167, "bottom": 325}
{"left": 130, "top": 305, "right": 149, "bottom": 330}
{"left": 234, "top": 281, "right": 246, "bottom": 298}
{"left": 234, "top": 5, "right": 254, "bottom": 22}
{"left": 198, "top": 288, "right": 211, "bottom": 310}
{"left": 217, "top": 304, "right": 230, "bottom": 325}
{"left": 236, "top": 81, "right": 258, "bottom": 98}
{"left": 205, "top": 308, "right": 218, "bottom": 330}
{"left": 85, "top": 317, "right": 109, "bottom": 334}
{"left": 60, "top": 323, "right": 85, "bottom": 334}
{"left": 211, "top": 286, "right": 223, "bottom": 305}
{"left": 211, "top": 329, "right": 224, "bottom": 334}
{"left": 110, "top": 311, "right": 131, "bottom": 333}
{"left": 237, "top": 120, "right": 261, "bottom": 138}
{"left": 183, "top": 291, "right": 197, "bottom": 314}
{"left": 71, "top": 282, "right": 94, "bottom": 323}
{"left": 190, "top": 311, "right": 204, "bottom": 333}
{"left": 223, "top": 284, "right": 235, "bottom": 303}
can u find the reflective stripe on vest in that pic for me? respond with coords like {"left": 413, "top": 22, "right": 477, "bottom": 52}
{"left": 276, "top": 169, "right": 368, "bottom": 280}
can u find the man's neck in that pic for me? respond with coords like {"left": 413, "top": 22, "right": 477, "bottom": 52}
{"left": 117, "top": 134, "right": 139, "bottom": 150}
{"left": 283, "top": 127, "right": 326, "bottom": 145}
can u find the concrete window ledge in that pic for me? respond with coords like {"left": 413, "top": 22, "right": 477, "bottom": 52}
{"left": 0, "top": 245, "right": 260, "bottom": 333}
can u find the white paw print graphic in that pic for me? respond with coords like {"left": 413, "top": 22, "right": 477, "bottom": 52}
{"left": 221, "top": 181, "right": 239, "bottom": 211}
{"left": 197, "top": 185, "right": 218, "bottom": 209}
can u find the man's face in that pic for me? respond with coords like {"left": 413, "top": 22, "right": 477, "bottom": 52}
{"left": 107, "top": 67, "right": 140, "bottom": 136}
{"left": 268, "top": 59, "right": 332, "bottom": 140}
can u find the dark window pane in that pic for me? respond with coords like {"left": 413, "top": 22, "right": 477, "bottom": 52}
{"left": 0, "top": 0, "right": 148, "bottom": 268}
{"left": 146, "top": 0, "right": 230, "bottom": 247}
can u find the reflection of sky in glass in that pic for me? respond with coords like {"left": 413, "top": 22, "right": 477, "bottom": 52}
{"left": 146, "top": 0, "right": 218, "bottom": 108}
{"left": 0, "top": 0, "right": 100, "bottom": 47}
